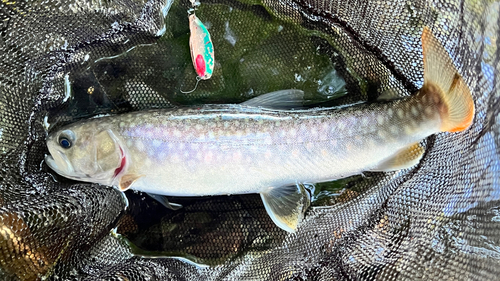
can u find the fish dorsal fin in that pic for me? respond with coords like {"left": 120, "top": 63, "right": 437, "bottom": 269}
{"left": 147, "top": 193, "right": 183, "bottom": 210}
{"left": 371, "top": 142, "right": 425, "bottom": 172}
{"left": 241, "top": 89, "right": 305, "bottom": 110}
{"left": 119, "top": 173, "right": 144, "bottom": 191}
{"left": 260, "top": 183, "right": 310, "bottom": 233}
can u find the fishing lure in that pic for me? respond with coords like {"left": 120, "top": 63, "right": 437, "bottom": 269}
{"left": 189, "top": 13, "right": 214, "bottom": 80}
{"left": 181, "top": 2, "right": 214, "bottom": 93}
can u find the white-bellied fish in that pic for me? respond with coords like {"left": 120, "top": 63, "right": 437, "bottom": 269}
{"left": 45, "top": 28, "right": 474, "bottom": 232}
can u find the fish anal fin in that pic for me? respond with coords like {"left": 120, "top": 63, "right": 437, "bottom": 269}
{"left": 371, "top": 142, "right": 425, "bottom": 172}
{"left": 241, "top": 89, "right": 305, "bottom": 110}
{"left": 119, "top": 174, "right": 144, "bottom": 191}
{"left": 260, "top": 183, "right": 310, "bottom": 233}
{"left": 421, "top": 27, "right": 475, "bottom": 133}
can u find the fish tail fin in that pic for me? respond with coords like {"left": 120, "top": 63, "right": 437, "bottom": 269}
{"left": 421, "top": 27, "right": 475, "bottom": 133}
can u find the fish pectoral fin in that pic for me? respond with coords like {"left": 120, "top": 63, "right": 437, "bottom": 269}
{"left": 147, "top": 193, "right": 183, "bottom": 210}
{"left": 118, "top": 174, "right": 144, "bottom": 191}
{"left": 241, "top": 89, "right": 305, "bottom": 110}
{"left": 371, "top": 142, "right": 425, "bottom": 172}
{"left": 260, "top": 183, "right": 311, "bottom": 233}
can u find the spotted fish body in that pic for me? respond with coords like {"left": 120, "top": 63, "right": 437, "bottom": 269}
{"left": 45, "top": 28, "right": 475, "bottom": 232}
{"left": 104, "top": 93, "right": 438, "bottom": 197}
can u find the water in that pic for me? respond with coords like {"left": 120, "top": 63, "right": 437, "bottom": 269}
{"left": 49, "top": 0, "right": 352, "bottom": 122}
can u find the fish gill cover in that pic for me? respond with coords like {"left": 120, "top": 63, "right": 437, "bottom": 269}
{"left": 0, "top": 0, "right": 499, "bottom": 280}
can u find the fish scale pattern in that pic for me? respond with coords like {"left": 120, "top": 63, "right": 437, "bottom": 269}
{"left": 0, "top": 0, "right": 499, "bottom": 280}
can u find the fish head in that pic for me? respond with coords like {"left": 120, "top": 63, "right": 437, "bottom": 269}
{"left": 45, "top": 120, "right": 124, "bottom": 185}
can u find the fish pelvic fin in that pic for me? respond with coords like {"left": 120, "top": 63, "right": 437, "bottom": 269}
{"left": 260, "top": 183, "right": 310, "bottom": 233}
{"left": 371, "top": 142, "right": 425, "bottom": 172}
{"left": 147, "top": 193, "right": 183, "bottom": 210}
{"left": 421, "top": 27, "right": 475, "bottom": 133}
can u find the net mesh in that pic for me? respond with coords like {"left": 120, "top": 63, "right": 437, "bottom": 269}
{"left": 0, "top": 0, "right": 499, "bottom": 279}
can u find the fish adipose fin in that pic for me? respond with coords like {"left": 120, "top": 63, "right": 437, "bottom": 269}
{"left": 241, "top": 89, "right": 305, "bottom": 110}
{"left": 421, "top": 27, "right": 475, "bottom": 132}
{"left": 119, "top": 174, "right": 144, "bottom": 191}
{"left": 147, "top": 193, "right": 183, "bottom": 210}
{"left": 371, "top": 142, "right": 425, "bottom": 172}
{"left": 377, "top": 89, "right": 403, "bottom": 101}
{"left": 260, "top": 183, "right": 311, "bottom": 233}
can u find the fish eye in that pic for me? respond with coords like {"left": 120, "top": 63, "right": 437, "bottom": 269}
{"left": 57, "top": 129, "right": 76, "bottom": 149}
{"left": 59, "top": 137, "right": 72, "bottom": 149}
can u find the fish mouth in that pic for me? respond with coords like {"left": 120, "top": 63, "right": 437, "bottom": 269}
{"left": 45, "top": 151, "right": 78, "bottom": 179}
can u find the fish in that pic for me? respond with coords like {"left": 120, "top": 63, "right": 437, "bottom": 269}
{"left": 45, "top": 27, "right": 474, "bottom": 233}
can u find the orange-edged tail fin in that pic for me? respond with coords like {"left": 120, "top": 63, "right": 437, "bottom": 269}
{"left": 421, "top": 27, "right": 475, "bottom": 132}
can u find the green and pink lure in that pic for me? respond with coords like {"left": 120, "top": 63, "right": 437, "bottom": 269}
{"left": 188, "top": 13, "right": 214, "bottom": 80}
{"left": 180, "top": 7, "right": 214, "bottom": 93}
